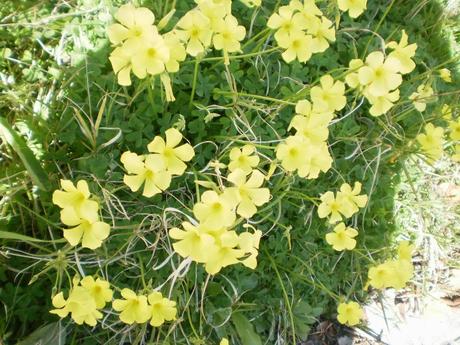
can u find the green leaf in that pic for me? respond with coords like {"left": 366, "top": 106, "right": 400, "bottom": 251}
{"left": 16, "top": 322, "right": 66, "bottom": 345}
{"left": 0, "top": 117, "right": 49, "bottom": 190}
{"left": 231, "top": 312, "right": 262, "bottom": 345}
{"left": 292, "top": 300, "right": 323, "bottom": 340}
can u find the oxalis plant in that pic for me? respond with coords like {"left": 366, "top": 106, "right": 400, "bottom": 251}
{"left": 3, "top": 0, "right": 459, "bottom": 344}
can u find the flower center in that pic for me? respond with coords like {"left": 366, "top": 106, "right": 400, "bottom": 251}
{"left": 163, "top": 147, "right": 174, "bottom": 158}
{"left": 288, "top": 148, "right": 298, "bottom": 157}
{"left": 190, "top": 27, "right": 200, "bottom": 38}
{"left": 374, "top": 68, "right": 384, "bottom": 78}
{"left": 132, "top": 26, "right": 143, "bottom": 37}
{"left": 211, "top": 202, "right": 222, "bottom": 212}
{"left": 282, "top": 22, "right": 292, "bottom": 31}
{"left": 147, "top": 48, "right": 157, "bottom": 58}
{"left": 330, "top": 202, "right": 340, "bottom": 212}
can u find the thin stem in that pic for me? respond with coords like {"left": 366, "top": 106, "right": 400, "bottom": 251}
{"left": 215, "top": 90, "right": 296, "bottom": 105}
{"left": 189, "top": 58, "right": 200, "bottom": 106}
{"left": 265, "top": 249, "right": 296, "bottom": 345}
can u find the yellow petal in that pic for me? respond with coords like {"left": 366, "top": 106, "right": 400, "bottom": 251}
{"left": 107, "top": 24, "right": 129, "bottom": 44}
{"left": 173, "top": 144, "right": 195, "bottom": 162}
{"left": 134, "top": 7, "right": 155, "bottom": 26}
{"left": 63, "top": 225, "right": 84, "bottom": 246}
{"left": 165, "top": 128, "right": 183, "bottom": 148}
{"left": 78, "top": 200, "right": 99, "bottom": 223}
{"left": 91, "top": 222, "right": 110, "bottom": 241}
{"left": 124, "top": 174, "right": 146, "bottom": 192}
{"left": 121, "top": 151, "right": 146, "bottom": 174}
{"left": 147, "top": 136, "right": 166, "bottom": 153}
{"left": 52, "top": 292, "right": 67, "bottom": 308}
{"left": 152, "top": 171, "right": 172, "bottom": 191}
{"left": 52, "top": 190, "right": 74, "bottom": 209}
{"left": 237, "top": 198, "right": 257, "bottom": 218}
{"left": 117, "top": 66, "right": 132, "bottom": 86}
{"left": 115, "top": 4, "right": 136, "bottom": 27}
{"left": 60, "top": 208, "right": 81, "bottom": 226}
{"left": 142, "top": 176, "right": 162, "bottom": 197}
{"left": 81, "top": 225, "right": 103, "bottom": 249}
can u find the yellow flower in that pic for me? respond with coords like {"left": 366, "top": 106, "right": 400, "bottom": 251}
{"left": 449, "top": 118, "right": 460, "bottom": 140}
{"left": 345, "top": 58, "right": 364, "bottom": 89}
{"left": 337, "top": 302, "right": 363, "bottom": 326}
{"left": 325, "top": 222, "right": 358, "bottom": 251}
{"left": 279, "top": 30, "right": 314, "bottom": 63}
{"left": 204, "top": 230, "right": 244, "bottom": 274}
{"left": 169, "top": 222, "right": 217, "bottom": 262}
{"left": 63, "top": 218, "right": 110, "bottom": 249}
{"left": 302, "top": 142, "right": 333, "bottom": 179}
{"left": 220, "top": 338, "right": 230, "bottom": 345}
{"left": 386, "top": 30, "right": 417, "bottom": 75}
{"left": 337, "top": 182, "right": 368, "bottom": 214}
{"left": 409, "top": 84, "right": 434, "bottom": 112}
{"left": 147, "top": 128, "right": 195, "bottom": 176}
{"left": 289, "top": 102, "right": 334, "bottom": 144}
{"left": 228, "top": 145, "right": 260, "bottom": 174}
{"left": 387, "top": 259, "right": 413, "bottom": 290}
{"left": 317, "top": 191, "right": 355, "bottom": 224}
{"left": 397, "top": 241, "right": 414, "bottom": 261}
{"left": 294, "top": 99, "right": 334, "bottom": 118}
{"left": 358, "top": 51, "right": 402, "bottom": 96}
{"left": 120, "top": 151, "right": 172, "bottom": 197}
{"left": 289, "top": 0, "right": 323, "bottom": 26}
{"left": 364, "top": 89, "right": 400, "bottom": 116}
{"left": 238, "top": 229, "right": 262, "bottom": 269}
{"left": 276, "top": 135, "right": 332, "bottom": 179}
{"left": 276, "top": 135, "right": 309, "bottom": 173}
{"left": 267, "top": 6, "right": 306, "bottom": 44}
{"left": 147, "top": 292, "right": 177, "bottom": 327}
{"left": 338, "top": 0, "right": 367, "bottom": 18}
{"left": 124, "top": 32, "right": 170, "bottom": 79}
{"left": 176, "top": 10, "right": 212, "bottom": 57}
{"left": 309, "top": 17, "right": 336, "bottom": 53}
{"left": 112, "top": 289, "right": 150, "bottom": 324}
{"left": 164, "top": 31, "right": 187, "bottom": 73}
{"left": 213, "top": 15, "right": 246, "bottom": 65}
{"left": 193, "top": 190, "right": 237, "bottom": 228}
{"left": 80, "top": 276, "right": 113, "bottom": 309}
{"left": 109, "top": 46, "right": 133, "bottom": 86}
{"left": 416, "top": 123, "right": 444, "bottom": 162}
{"left": 50, "top": 284, "right": 102, "bottom": 326}
{"left": 196, "top": 0, "right": 232, "bottom": 28}
{"left": 107, "top": 4, "right": 156, "bottom": 46}
{"left": 53, "top": 180, "right": 99, "bottom": 224}
{"left": 227, "top": 169, "right": 270, "bottom": 218}
{"left": 367, "top": 261, "right": 394, "bottom": 289}
{"left": 439, "top": 68, "right": 452, "bottom": 83}
{"left": 310, "top": 75, "right": 346, "bottom": 112}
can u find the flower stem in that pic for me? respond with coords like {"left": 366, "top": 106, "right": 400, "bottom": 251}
{"left": 189, "top": 58, "right": 200, "bottom": 107}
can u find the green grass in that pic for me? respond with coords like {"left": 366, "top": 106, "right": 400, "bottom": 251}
{"left": 0, "top": 0, "right": 459, "bottom": 344}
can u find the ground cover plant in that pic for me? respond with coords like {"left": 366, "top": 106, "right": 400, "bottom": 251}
{"left": 0, "top": 0, "right": 459, "bottom": 344}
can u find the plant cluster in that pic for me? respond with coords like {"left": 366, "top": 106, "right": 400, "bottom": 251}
{"left": 1, "top": 0, "right": 459, "bottom": 344}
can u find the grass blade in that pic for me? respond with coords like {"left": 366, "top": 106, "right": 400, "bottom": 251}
{"left": 0, "top": 117, "right": 49, "bottom": 190}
